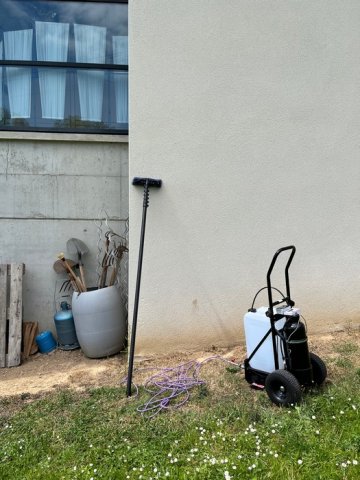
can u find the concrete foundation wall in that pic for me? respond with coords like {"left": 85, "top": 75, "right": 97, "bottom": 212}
{"left": 129, "top": 0, "right": 360, "bottom": 354}
{"left": 0, "top": 135, "right": 128, "bottom": 333}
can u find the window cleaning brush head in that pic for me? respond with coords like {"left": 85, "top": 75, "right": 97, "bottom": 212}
{"left": 132, "top": 177, "right": 162, "bottom": 188}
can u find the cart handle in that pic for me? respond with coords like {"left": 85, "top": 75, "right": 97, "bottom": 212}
{"left": 266, "top": 245, "right": 296, "bottom": 311}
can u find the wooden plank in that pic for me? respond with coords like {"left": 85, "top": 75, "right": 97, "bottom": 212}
{"left": 0, "top": 265, "right": 7, "bottom": 368}
{"left": 22, "top": 322, "right": 31, "bottom": 360}
{"left": 7, "top": 264, "right": 24, "bottom": 367}
{"left": 29, "top": 322, "right": 39, "bottom": 356}
{"left": 22, "top": 322, "right": 38, "bottom": 360}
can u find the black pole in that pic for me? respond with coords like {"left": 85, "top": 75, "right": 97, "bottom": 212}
{"left": 126, "top": 177, "right": 162, "bottom": 397}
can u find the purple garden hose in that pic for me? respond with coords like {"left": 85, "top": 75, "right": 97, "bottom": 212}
{"left": 122, "top": 355, "right": 240, "bottom": 418}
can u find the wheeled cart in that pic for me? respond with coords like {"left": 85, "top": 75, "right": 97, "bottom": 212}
{"left": 243, "top": 246, "right": 327, "bottom": 406}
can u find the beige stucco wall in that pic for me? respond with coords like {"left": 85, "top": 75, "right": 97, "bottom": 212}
{"left": 0, "top": 133, "right": 128, "bottom": 333}
{"left": 129, "top": 0, "right": 360, "bottom": 354}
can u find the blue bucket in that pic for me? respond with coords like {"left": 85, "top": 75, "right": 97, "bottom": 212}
{"left": 36, "top": 331, "right": 57, "bottom": 354}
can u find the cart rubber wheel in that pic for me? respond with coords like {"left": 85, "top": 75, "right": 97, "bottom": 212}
{"left": 310, "top": 352, "right": 327, "bottom": 385}
{"left": 265, "top": 370, "right": 302, "bottom": 407}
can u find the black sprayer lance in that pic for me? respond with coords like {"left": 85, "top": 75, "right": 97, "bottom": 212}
{"left": 126, "top": 177, "right": 162, "bottom": 397}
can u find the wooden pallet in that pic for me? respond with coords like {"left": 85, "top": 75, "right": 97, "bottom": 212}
{"left": 0, "top": 264, "right": 25, "bottom": 368}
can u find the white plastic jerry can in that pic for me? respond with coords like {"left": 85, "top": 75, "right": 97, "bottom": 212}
{"left": 243, "top": 307, "right": 286, "bottom": 373}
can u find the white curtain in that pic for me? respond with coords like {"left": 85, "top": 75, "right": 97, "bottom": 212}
{"left": 113, "top": 36, "right": 128, "bottom": 65}
{"left": 74, "top": 24, "right": 106, "bottom": 122}
{"left": 4, "top": 29, "right": 33, "bottom": 118}
{"left": 113, "top": 71, "right": 128, "bottom": 124}
{"left": 36, "top": 21, "right": 69, "bottom": 119}
{"left": 112, "top": 36, "right": 128, "bottom": 124}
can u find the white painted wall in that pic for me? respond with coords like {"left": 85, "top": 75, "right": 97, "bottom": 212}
{"left": 129, "top": 0, "right": 360, "bottom": 354}
{"left": 0, "top": 136, "right": 128, "bottom": 333}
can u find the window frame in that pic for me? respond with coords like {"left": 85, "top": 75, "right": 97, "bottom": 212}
{"left": 0, "top": 0, "right": 128, "bottom": 135}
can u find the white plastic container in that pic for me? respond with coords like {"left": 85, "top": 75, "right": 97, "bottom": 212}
{"left": 243, "top": 307, "right": 286, "bottom": 373}
{"left": 72, "top": 286, "right": 126, "bottom": 358}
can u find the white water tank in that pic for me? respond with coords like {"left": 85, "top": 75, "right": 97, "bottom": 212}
{"left": 243, "top": 307, "right": 286, "bottom": 373}
{"left": 72, "top": 286, "right": 126, "bottom": 358}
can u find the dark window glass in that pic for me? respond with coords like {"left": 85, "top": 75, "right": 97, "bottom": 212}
{"left": 0, "top": 0, "right": 128, "bottom": 134}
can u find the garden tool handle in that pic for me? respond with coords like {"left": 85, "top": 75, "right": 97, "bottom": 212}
{"left": 98, "top": 235, "right": 111, "bottom": 289}
{"left": 108, "top": 258, "right": 121, "bottom": 287}
{"left": 98, "top": 263, "right": 109, "bottom": 289}
{"left": 79, "top": 264, "right": 87, "bottom": 291}
{"left": 58, "top": 254, "right": 85, "bottom": 292}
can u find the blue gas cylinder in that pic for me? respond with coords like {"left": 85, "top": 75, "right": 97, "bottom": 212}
{"left": 54, "top": 302, "right": 79, "bottom": 350}
{"left": 36, "top": 331, "right": 57, "bottom": 354}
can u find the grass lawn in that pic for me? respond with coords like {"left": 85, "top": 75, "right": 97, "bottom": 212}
{"left": 0, "top": 335, "right": 359, "bottom": 479}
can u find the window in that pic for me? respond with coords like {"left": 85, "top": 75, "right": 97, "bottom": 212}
{"left": 0, "top": 0, "right": 128, "bottom": 134}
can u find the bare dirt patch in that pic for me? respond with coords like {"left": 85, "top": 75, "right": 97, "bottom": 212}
{"left": 0, "top": 349, "right": 127, "bottom": 398}
{"left": 0, "top": 330, "right": 359, "bottom": 399}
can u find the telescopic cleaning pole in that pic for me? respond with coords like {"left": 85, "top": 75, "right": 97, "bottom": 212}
{"left": 126, "top": 177, "right": 162, "bottom": 397}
